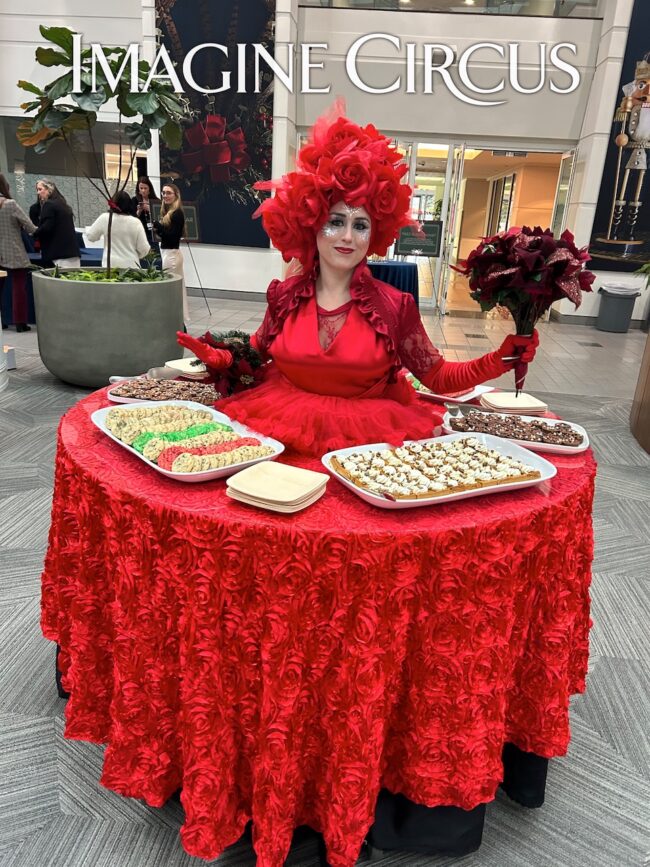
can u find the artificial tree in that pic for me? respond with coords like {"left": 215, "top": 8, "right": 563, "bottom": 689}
{"left": 17, "top": 25, "right": 188, "bottom": 276}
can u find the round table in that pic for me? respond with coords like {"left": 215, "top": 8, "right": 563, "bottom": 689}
{"left": 42, "top": 389, "right": 596, "bottom": 867}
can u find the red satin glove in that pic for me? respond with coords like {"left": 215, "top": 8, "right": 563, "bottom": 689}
{"left": 498, "top": 330, "right": 539, "bottom": 368}
{"left": 176, "top": 331, "right": 233, "bottom": 369}
{"left": 421, "top": 329, "right": 540, "bottom": 393}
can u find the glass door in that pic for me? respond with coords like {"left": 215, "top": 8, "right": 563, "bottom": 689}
{"left": 409, "top": 143, "right": 449, "bottom": 308}
{"left": 436, "top": 144, "right": 465, "bottom": 315}
{"left": 486, "top": 174, "right": 516, "bottom": 236}
{"left": 550, "top": 150, "right": 576, "bottom": 236}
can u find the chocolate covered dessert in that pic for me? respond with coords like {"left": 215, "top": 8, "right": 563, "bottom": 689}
{"left": 110, "top": 379, "right": 221, "bottom": 405}
{"left": 449, "top": 410, "right": 583, "bottom": 447}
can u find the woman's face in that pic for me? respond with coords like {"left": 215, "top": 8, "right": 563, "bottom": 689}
{"left": 161, "top": 186, "right": 177, "bottom": 206}
{"left": 138, "top": 182, "right": 150, "bottom": 198}
{"left": 317, "top": 201, "right": 371, "bottom": 273}
{"left": 36, "top": 182, "right": 50, "bottom": 201}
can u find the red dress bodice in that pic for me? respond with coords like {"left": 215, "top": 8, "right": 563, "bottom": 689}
{"left": 272, "top": 297, "right": 392, "bottom": 399}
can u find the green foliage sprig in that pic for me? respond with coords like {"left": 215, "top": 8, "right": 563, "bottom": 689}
{"left": 51, "top": 267, "right": 171, "bottom": 283}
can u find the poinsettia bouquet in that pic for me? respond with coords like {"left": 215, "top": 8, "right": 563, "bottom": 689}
{"left": 182, "top": 329, "right": 265, "bottom": 396}
{"left": 453, "top": 226, "right": 596, "bottom": 391}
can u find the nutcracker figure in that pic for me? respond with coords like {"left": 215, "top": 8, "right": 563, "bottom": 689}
{"left": 604, "top": 52, "right": 650, "bottom": 248}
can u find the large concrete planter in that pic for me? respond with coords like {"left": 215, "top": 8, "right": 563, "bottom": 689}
{"left": 32, "top": 269, "right": 184, "bottom": 388}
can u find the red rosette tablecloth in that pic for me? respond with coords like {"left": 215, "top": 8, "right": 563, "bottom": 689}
{"left": 41, "top": 389, "right": 596, "bottom": 867}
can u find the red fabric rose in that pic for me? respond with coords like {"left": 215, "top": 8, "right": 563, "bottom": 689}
{"left": 254, "top": 108, "right": 416, "bottom": 268}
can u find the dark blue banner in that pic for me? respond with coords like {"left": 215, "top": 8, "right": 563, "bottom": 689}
{"left": 157, "top": 0, "right": 274, "bottom": 247}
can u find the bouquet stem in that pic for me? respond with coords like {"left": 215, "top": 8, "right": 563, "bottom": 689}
{"left": 513, "top": 308, "right": 536, "bottom": 397}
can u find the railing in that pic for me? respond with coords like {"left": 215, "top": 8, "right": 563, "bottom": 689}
{"left": 299, "top": 0, "right": 602, "bottom": 18}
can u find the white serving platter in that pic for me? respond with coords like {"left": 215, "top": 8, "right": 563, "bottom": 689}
{"left": 405, "top": 374, "right": 494, "bottom": 404}
{"left": 442, "top": 412, "right": 590, "bottom": 455}
{"left": 91, "top": 400, "right": 284, "bottom": 483}
{"left": 321, "top": 432, "right": 557, "bottom": 510}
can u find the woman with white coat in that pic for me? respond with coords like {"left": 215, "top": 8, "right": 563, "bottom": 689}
{"left": 85, "top": 191, "right": 150, "bottom": 269}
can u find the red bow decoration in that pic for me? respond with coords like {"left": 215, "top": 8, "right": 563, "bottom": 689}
{"left": 181, "top": 114, "right": 251, "bottom": 183}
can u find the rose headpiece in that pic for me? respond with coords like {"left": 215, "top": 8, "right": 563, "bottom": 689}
{"left": 253, "top": 103, "right": 415, "bottom": 270}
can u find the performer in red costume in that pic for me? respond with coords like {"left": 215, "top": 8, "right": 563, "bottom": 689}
{"left": 178, "top": 108, "right": 538, "bottom": 457}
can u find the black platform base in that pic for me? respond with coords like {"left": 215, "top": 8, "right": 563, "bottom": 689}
{"left": 55, "top": 644, "right": 70, "bottom": 699}
{"left": 500, "top": 742, "right": 549, "bottom": 808}
{"left": 368, "top": 793, "right": 486, "bottom": 857}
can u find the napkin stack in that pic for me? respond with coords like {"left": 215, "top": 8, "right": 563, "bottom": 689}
{"left": 164, "top": 357, "right": 208, "bottom": 380}
{"left": 480, "top": 391, "right": 548, "bottom": 415}
{"left": 226, "top": 462, "right": 329, "bottom": 513}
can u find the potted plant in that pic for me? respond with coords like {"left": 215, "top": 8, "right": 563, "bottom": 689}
{"left": 17, "top": 25, "right": 191, "bottom": 386}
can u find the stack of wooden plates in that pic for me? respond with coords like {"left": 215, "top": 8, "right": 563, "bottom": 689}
{"left": 226, "top": 461, "right": 329, "bottom": 513}
{"left": 164, "top": 357, "right": 208, "bottom": 380}
{"left": 480, "top": 391, "right": 548, "bottom": 415}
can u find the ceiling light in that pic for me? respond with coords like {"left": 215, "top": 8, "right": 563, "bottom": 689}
{"left": 465, "top": 0, "right": 475, "bottom": 5}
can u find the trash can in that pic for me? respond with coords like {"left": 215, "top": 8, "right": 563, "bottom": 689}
{"left": 596, "top": 285, "right": 641, "bottom": 333}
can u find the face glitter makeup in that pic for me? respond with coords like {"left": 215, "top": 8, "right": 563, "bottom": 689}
{"left": 317, "top": 201, "right": 372, "bottom": 271}
{"left": 320, "top": 223, "right": 341, "bottom": 238}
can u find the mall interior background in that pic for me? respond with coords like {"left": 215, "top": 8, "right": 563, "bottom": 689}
{"left": 0, "top": 0, "right": 648, "bottom": 326}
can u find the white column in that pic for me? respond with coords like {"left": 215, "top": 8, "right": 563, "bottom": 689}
{"left": 269, "top": 0, "right": 299, "bottom": 278}
{"left": 272, "top": 0, "right": 299, "bottom": 180}
{"left": 141, "top": 0, "right": 161, "bottom": 187}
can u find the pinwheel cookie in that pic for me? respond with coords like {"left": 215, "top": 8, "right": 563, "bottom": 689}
{"left": 157, "top": 437, "right": 262, "bottom": 471}
{"left": 132, "top": 421, "right": 232, "bottom": 453}
{"left": 105, "top": 406, "right": 213, "bottom": 445}
{"left": 142, "top": 428, "right": 239, "bottom": 461}
{"left": 171, "top": 444, "right": 275, "bottom": 473}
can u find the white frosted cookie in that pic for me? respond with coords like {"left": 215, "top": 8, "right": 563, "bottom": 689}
{"left": 332, "top": 438, "right": 540, "bottom": 499}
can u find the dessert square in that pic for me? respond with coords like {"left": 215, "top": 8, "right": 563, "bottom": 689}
{"left": 330, "top": 437, "right": 541, "bottom": 500}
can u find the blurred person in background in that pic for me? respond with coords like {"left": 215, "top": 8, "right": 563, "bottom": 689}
{"left": 29, "top": 182, "right": 41, "bottom": 227}
{"left": 153, "top": 182, "right": 189, "bottom": 323}
{"left": 0, "top": 172, "right": 37, "bottom": 332}
{"left": 131, "top": 175, "right": 159, "bottom": 245}
{"left": 32, "top": 179, "right": 80, "bottom": 269}
{"left": 85, "top": 191, "right": 150, "bottom": 268}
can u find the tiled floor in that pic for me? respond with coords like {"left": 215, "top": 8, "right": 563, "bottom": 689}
{"left": 1, "top": 297, "right": 649, "bottom": 867}
{"left": 4, "top": 293, "right": 646, "bottom": 400}
{"left": 180, "top": 293, "right": 647, "bottom": 400}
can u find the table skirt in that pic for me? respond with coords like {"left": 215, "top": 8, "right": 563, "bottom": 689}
{"left": 42, "top": 390, "right": 596, "bottom": 867}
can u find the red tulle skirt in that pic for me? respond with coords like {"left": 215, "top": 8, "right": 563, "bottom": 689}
{"left": 216, "top": 367, "right": 443, "bottom": 457}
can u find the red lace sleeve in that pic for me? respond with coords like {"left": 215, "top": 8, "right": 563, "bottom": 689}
{"left": 398, "top": 296, "right": 444, "bottom": 379}
{"left": 398, "top": 296, "right": 508, "bottom": 392}
{"left": 252, "top": 279, "right": 283, "bottom": 360}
